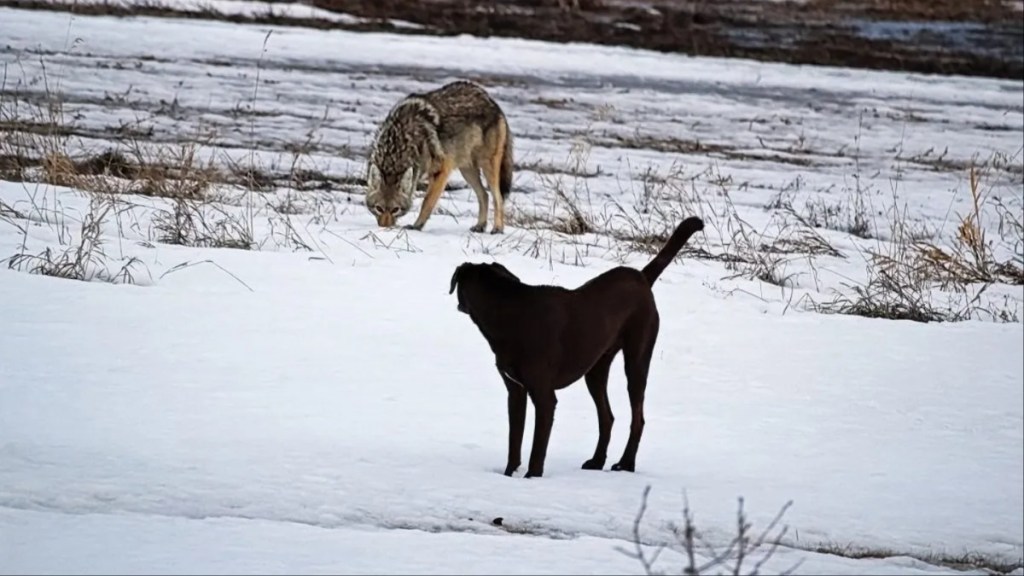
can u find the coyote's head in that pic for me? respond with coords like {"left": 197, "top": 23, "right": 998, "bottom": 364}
{"left": 365, "top": 162, "right": 415, "bottom": 227}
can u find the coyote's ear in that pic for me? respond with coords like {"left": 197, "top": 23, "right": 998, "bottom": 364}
{"left": 449, "top": 264, "right": 466, "bottom": 295}
{"left": 366, "top": 163, "right": 381, "bottom": 191}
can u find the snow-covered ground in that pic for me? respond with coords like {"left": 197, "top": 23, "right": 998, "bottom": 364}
{"left": 0, "top": 5, "right": 1022, "bottom": 575}
{"left": 1, "top": 0, "right": 427, "bottom": 28}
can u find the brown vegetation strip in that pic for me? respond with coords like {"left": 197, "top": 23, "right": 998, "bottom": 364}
{"left": 0, "top": 0, "right": 1020, "bottom": 80}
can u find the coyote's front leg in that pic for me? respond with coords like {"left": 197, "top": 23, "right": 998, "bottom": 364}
{"left": 406, "top": 158, "right": 455, "bottom": 231}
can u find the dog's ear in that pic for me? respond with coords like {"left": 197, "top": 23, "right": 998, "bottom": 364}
{"left": 489, "top": 262, "right": 521, "bottom": 283}
{"left": 449, "top": 263, "right": 466, "bottom": 295}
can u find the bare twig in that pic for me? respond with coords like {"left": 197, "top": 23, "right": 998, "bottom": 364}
{"left": 621, "top": 485, "right": 799, "bottom": 576}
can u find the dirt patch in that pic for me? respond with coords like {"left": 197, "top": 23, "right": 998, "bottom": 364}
{"left": 2, "top": 0, "right": 1021, "bottom": 80}
{"left": 582, "top": 132, "right": 835, "bottom": 168}
{"left": 326, "top": 0, "right": 1022, "bottom": 79}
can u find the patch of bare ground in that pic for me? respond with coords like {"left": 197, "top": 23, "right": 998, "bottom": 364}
{"left": 0, "top": 0, "right": 1019, "bottom": 79}
{"left": 580, "top": 131, "right": 842, "bottom": 169}
{"left": 805, "top": 541, "right": 1023, "bottom": 575}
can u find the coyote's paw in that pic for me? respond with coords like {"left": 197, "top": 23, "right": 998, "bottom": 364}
{"left": 403, "top": 223, "right": 423, "bottom": 231}
{"left": 490, "top": 227, "right": 504, "bottom": 235}
{"left": 470, "top": 223, "right": 486, "bottom": 233}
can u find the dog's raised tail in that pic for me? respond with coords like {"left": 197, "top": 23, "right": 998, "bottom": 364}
{"left": 641, "top": 216, "right": 705, "bottom": 286}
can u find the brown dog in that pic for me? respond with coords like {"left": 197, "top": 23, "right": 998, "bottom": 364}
{"left": 449, "top": 216, "right": 705, "bottom": 478}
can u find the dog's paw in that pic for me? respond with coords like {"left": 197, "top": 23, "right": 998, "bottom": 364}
{"left": 611, "top": 461, "right": 636, "bottom": 473}
{"left": 581, "top": 458, "right": 605, "bottom": 470}
{"left": 503, "top": 463, "right": 520, "bottom": 477}
{"left": 524, "top": 469, "right": 544, "bottom": 479}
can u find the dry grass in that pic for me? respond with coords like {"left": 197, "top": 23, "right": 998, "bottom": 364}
{"left": 0, "top": 79, "right": 220, "bottom": 201}
{"left": 0, "top": 197, "right": 23, "bottom": 220}
{"left": 509, "top": 139, "right": 1020, "bottom": 324}
{"left": 151, "top": 196, "right": 254, "bottom": 250}
{"left": 810, "top": 166, "right": 1022, "bottom": 323}
{"left": 621, "top": 485, "right": 800, "bottom": 576}
{"left": 799, "top": 192, "right": 873, "bottom": 239}
{"left": 2, "top": 193, "right": 148, "bottom": 284}
{"left": 602, "top": 163, "right": 842, "bottom": 291}
{"left": 509, "top": 140, "right": 598, "bottom": 235}
{"left": 765, "top": 180, "right": 875, "bottom": 241}
{"left": 0, "top": 48, "right": 359, "bottom": 288}
{"left": 907, "top": 166, "right": 1024, "bottom": 287}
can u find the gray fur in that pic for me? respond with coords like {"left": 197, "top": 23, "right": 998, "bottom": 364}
{"left": 364, "top": 80, "right": 514, "bottom": 233}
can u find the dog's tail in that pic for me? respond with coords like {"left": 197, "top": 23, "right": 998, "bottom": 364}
{"left": 641, "top": 216, "right": 705, "bottom": 286}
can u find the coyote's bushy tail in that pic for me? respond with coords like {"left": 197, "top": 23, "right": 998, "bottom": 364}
{"left": 499, "top": 118, "right": 514, "bottom": 198}
{"left": 641, "top": 216, "right": 705, "bottom": 285}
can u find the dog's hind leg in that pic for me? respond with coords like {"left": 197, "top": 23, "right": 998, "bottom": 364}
{"left": 582, "top": 352, "right": 616, "bottom": 471}
{"left": 501, "top": 372, "right": 527, "bottom": 476}
{"left": 612, "top": 323, "right": 659, "bottom": 473}
{"left": 524, "top": 388, "right": 557, "bottom": 478}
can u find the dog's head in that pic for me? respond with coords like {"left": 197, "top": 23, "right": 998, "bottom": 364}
{"left": 449, "top": 262, "right": 522, "bottom": 314}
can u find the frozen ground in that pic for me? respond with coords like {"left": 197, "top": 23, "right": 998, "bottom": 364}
{"left": 1, "top": 6, "right": 1022, "bottom": 575}
{"left": 3, "top": 0, "right": 428, "bottom": 28}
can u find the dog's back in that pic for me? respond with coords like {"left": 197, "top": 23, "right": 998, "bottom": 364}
{"left": 455, "top": 265, "right": 653, "bottom": 387}
{"left": 461, "top": 216, "right": 705, "bottom": 385}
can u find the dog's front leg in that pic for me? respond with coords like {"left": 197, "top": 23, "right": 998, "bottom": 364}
{"left": 524, "top": 389, "right": 557, "bottom": 479}
{"left": 502, "top": 376, "right": 527, "bottom": 477}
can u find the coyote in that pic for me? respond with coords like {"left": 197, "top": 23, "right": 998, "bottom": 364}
{"left": 364, "top": 80, "right": 514, "bottom": 234}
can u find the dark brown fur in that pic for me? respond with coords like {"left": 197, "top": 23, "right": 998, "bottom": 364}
{"left": 449, "top": 216, "right": 705, "bottom": 478}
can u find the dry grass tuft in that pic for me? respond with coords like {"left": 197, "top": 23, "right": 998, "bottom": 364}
{"left": 908, "top": 166, "right": 1023, "bottom": 287}
{"left": 810, "top": 168, "right": 1022, "bottom": 323}
{"left": 3, "top": 194, "right": 147, "bottom": 284}
{"left": 152, "top": 197, "right": 254, "bottom": 250}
